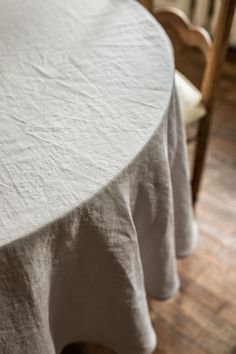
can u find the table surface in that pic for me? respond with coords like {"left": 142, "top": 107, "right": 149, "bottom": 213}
{"left": 0, "top": 0, "right": 174, "bottom": 244}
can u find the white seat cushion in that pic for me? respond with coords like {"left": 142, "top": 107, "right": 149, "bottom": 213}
{"left": 175, "top": 70, "right": 207, "bottom": 125}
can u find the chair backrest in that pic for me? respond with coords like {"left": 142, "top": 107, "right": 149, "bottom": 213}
{"left": 154, "top": 0, "right": 236, "bottom": 109}
{"left": 138, "top": 0, "right": 153, "bottom": 12}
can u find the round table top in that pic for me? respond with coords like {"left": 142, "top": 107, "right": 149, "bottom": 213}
{"left": 0, "top": 0, "right": 174, "bottom": 244}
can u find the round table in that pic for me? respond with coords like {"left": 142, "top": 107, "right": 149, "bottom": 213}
{"left": 0, "top": 0, "right": 196, "bottom": 353}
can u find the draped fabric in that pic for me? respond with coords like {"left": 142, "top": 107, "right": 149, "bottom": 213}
{"left": 0, "top": 0, "right": 196, "bottom": 353}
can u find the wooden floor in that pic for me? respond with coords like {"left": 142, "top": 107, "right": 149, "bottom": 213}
{"left": 149, "top": 46, "right": 236, "bottom": 354}
{"left": 63, "top": 48, "right": 236, "bottom": 354}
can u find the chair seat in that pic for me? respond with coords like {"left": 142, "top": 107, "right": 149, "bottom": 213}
{"left": 175, "top": 70, "right": 207, "bottom": 125}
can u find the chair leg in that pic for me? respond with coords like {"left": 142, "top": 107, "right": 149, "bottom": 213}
{"left": 191, "top": 113, "right": 212, "bottom": 206}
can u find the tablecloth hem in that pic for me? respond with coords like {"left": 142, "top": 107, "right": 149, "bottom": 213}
{"left": 176, "top": 219, "right": 199, "bottom": 259}
{"left": 147, "top": 280, "right": 180, "bottom": 301}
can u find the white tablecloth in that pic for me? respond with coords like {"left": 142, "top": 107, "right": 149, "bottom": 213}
{"left": 0, "top": 0, "right": 197, "bottom": 353}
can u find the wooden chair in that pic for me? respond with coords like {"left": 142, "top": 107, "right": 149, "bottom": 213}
{"left": 139, "top": 0, "right": 236, "bottom": 205}
{"left": 138, "top": 0, "right": 153, "bottom": 12}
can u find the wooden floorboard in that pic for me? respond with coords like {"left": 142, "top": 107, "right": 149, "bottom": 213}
{"left": 62, "top": 46, "right": 236, "bottom": 354}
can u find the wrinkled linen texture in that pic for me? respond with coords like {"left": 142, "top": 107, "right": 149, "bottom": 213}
{"left": 0, "top": 89, "right": 196, "bottom": 354}
{"left": 0, "top": 0, "right": 196, "bottom": 353}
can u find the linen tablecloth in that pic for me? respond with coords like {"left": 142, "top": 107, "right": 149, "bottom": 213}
{"left": 0, "top": 0, "right": 197, "bottom": 353}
